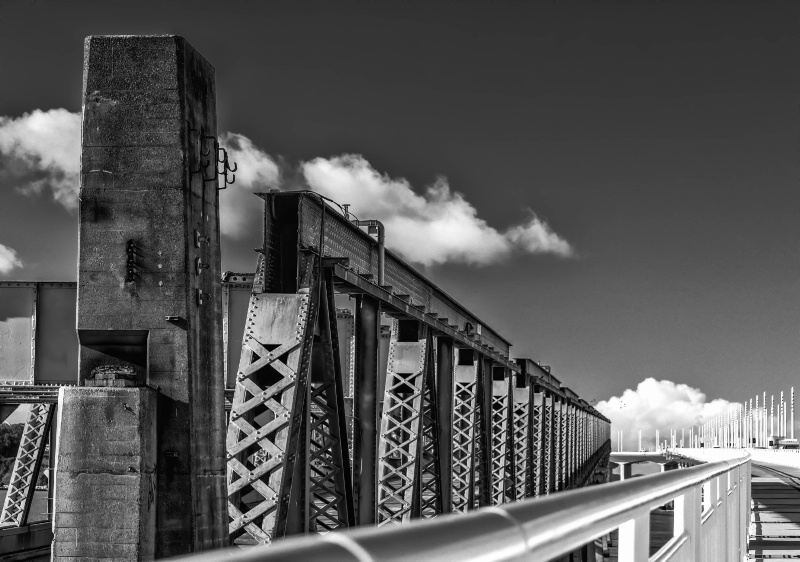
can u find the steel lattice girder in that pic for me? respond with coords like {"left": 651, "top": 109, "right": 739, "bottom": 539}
{"left": 0, "top": 403, "right": 53, "bottom": 527}
{"left": 225, "top": 257, "right": 354, "bottom": 544}
{"left": 218, "top": 192, "right": 614, "bottom": 541}
{"left": 376, "top": 321, "right": 430, "bottom": 525}
{"left": 489, "top": 370, "right": 510, "bottom": 506}
{"left": 451, "top": 353, "right": 479, "bottom": 513}
{"left": 531, "top": 393, "right": 544, "bottom": 497}
{"left": 261, "top": 193, "right": 513, "bottom": 364}
{"left": 511, "top": 381, "right": 530, "bottom": 501}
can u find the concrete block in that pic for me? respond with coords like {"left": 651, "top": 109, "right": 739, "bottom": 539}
{"left": 53, "top": 387, "right": 157, "bottom": 561}
{"left": 68, "top": 34, "right": 228, "bottom": 558}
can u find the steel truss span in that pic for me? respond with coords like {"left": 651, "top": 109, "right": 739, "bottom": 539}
{"left": 0, "top": 191, "right": 610, "bottom": 548}
{"left": 223, "top": 192, "right": 611, "bottom": 545}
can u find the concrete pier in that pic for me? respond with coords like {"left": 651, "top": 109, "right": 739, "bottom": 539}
{"left": 53, "top": 35, "right": 228, "bottom": 559}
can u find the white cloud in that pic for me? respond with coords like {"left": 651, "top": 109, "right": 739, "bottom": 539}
{"left": 217, "top": 132, "right": 281, "bottom": 239}
{"left": 597, "top": 378, "right": 737, "bottom": 450}
{"left": 0, "top": 110, "right": 575, "bottom": 266}
{"left": 0, "top": 243, "right": 22, "bottom": 275}
{"left": 302, "top": 154, "right": 574, "bottom": 266}
{"left": 506, "top": 213, "right": 574, "bottom": 257}
{"left": 0, "top": 109, "right": 81, "bottom": 210}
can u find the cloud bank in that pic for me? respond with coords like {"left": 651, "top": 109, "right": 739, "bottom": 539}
{"left": 0, "top": 109, "right": 575, "bottom": 266}
{"left": 0, "top": 243, "right": 22, "bottom": 275}
{"left": 596, "top": 378, "right": 737, "bottom": 450}
{"left": 0, "top": 109, "right": 81, "bottom": 210}
{"left": 302, "top": 155, "right": 573, "bottom": 265}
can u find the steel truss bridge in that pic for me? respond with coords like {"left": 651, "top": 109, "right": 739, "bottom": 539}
{"left": 0, "top": 191, "right": 610, "bottom": 559}
{"left": 7, "top": 34, "right": 783, "bottom": 562}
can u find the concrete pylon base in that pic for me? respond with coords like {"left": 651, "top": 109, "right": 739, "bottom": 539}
{"left": 52, "top": 387, "right": 157, "bottom": 561}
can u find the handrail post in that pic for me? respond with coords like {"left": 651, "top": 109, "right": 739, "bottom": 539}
{"left": 618, "top": 511, "right": 650, "bottom": 562}
{"left": 674, "top": 484, "right": 701, "bottom": 561}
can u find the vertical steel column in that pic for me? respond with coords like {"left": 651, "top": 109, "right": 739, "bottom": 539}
{"left": 579, "top": 409, "right": 585, "bottom": 478}
{"left": 451, "top": 349, "right": 478, "bottom": 513}
{"left": 376, "top": 320, "right": 431, "bottom": 525}
{"left": 489, "top": 366, "right": 510, "bottom": 505}
{"left": 545, "top": 392, "right": 556, "bottom": 494}
{"left": 555, "top": 397, "right": 565, "bottom": 490}
{"left": 352, "top": 295, "right": 380, "bottom": 525}
{"left": 568, "top": 402, "right": 575, "bottom": 487}
{"left": 531, "top": 389, "right": 545, "bottom": 497}
{"left": 306, "top": 275, "right": 357, "bottom": 533}
{"left": 414, "top": 331, "right": 444, "bottom": 519}
{"left": 511, "top": 374, "right": 530, "bottom": 501}
{"left": 435, "top": 337, "right": 455, "bottom": 514}
{"left": 474, "top": 356, "right": 493, "bottom": 508}
{"left": 564, "top": 400, "right": 570, "bottom": 486}
{"left": 0, "top": 403, "right": 54, "bottom": 526}
{"left": 226, "top": 263, "right": 354, "bottom": 543}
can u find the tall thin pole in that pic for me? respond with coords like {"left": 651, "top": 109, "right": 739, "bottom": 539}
{"left": 781, "top": 391, "right": 785, "bottom": 437}
{"left": 756, "top": 395, "right": 760, "bottom": 447}
{"left": 771, "top": 395, "right": 775, "bottom": 440}
{"left": 792, "top": 387, "right": 795, "bottom": 440}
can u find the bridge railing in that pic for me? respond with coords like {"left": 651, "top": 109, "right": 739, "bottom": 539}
{"left": 178, "top": 454, "right": 750, "bottom": 562}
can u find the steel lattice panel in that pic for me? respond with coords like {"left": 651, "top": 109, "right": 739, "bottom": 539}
{"left": 376, "top": 332, "right": 428, "bottom": 526}
{"left": 417, "top": 362, "right": 443, "bottom": 519}
{"left": 531, "top": 402, "right": 543, "bottom": 497}
{"left": 0, "top": 403, "right": 52, "bottom": 526}
{"left": 489, "top": 394, "right": 509, "bottom": 505}
{"left": 543, "top": 404, "right": 553, "bottom": 494}
{"left": 451, "top": 379, "right": 477, "bottom": 513}
{"left": 511, "top": 395, "right": 529, "bottom": 501}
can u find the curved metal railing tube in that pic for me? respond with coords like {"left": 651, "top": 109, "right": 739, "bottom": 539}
{"left": 173, "top": 455, "right": 750, "bottom": 562}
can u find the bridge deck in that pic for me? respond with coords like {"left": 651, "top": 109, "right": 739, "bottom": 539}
{"left": 750, "top": 462, "right": 800, "bottom": 561}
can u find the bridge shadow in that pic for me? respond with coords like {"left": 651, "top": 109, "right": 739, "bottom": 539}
{"left": 749, "top": 462, "right": 800, "bottom": 560}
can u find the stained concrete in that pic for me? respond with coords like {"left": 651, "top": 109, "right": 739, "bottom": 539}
{"left": 53, "top": 35, "right": 228, "bottom": 559}
{"left": 53, "top": 387, "right": 157, "bottom": 560}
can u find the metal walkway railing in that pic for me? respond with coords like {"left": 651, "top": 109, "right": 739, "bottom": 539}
{"left": 178, "top": 455, "right": 750, "bottom": 562}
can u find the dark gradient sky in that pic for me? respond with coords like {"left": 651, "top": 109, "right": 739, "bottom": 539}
{"left": 1, "top": 0, "right": 798, "bottom": 404}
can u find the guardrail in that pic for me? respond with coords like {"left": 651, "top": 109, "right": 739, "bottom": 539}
{"left": 176, "top": 455, "right": 750, "bottom": 562}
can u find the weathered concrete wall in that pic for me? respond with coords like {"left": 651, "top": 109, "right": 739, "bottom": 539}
{"left": 53, "top": 387, "right": 157, "bottom": 560}
{"left": 53, "top": 35, "right": 228, "bottom": 558}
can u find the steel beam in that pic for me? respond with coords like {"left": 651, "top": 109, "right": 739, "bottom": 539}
{"left": 261, "top": 192, "right": 512, "bottom": 359}
{"left": 352, "top": 295, "right": 381, "bottom": 525}
{"left": 435, "top": 337, "right": 455, "bottom": 514}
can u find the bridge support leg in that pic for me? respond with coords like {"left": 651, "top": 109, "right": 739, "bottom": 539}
{"left": 353, "top": 295, "right": 381, "bottom": 525}
{"left": 376, "top": 319, "right": 432, "bottom": 524}
{"left": 475, "top": 356, "right": 493, "bottom": 508}
{"left": 435, "top": 336, "right": 455, "bottom": 514}
{"left": 55, "top": 34, "right": 228, "bottom": 559}
{"left": 452, "top": 349, "right": 479, "bottom": 513}
{"left": 489, "top": 366, "right": 510, "bottom": 505}
{"left": 226, "top": 261, "right": 354, "bottom": 543}
{"left": 510, "top": 374, "right": 530, "bottom": 501}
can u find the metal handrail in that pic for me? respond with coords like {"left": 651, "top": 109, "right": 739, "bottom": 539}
{"left": 176, "top": 455, "right": 750, "bottom": 562}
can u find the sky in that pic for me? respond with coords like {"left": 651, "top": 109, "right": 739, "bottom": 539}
{"left": 1, "top": 1, "right": 799, "bottom": 442}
